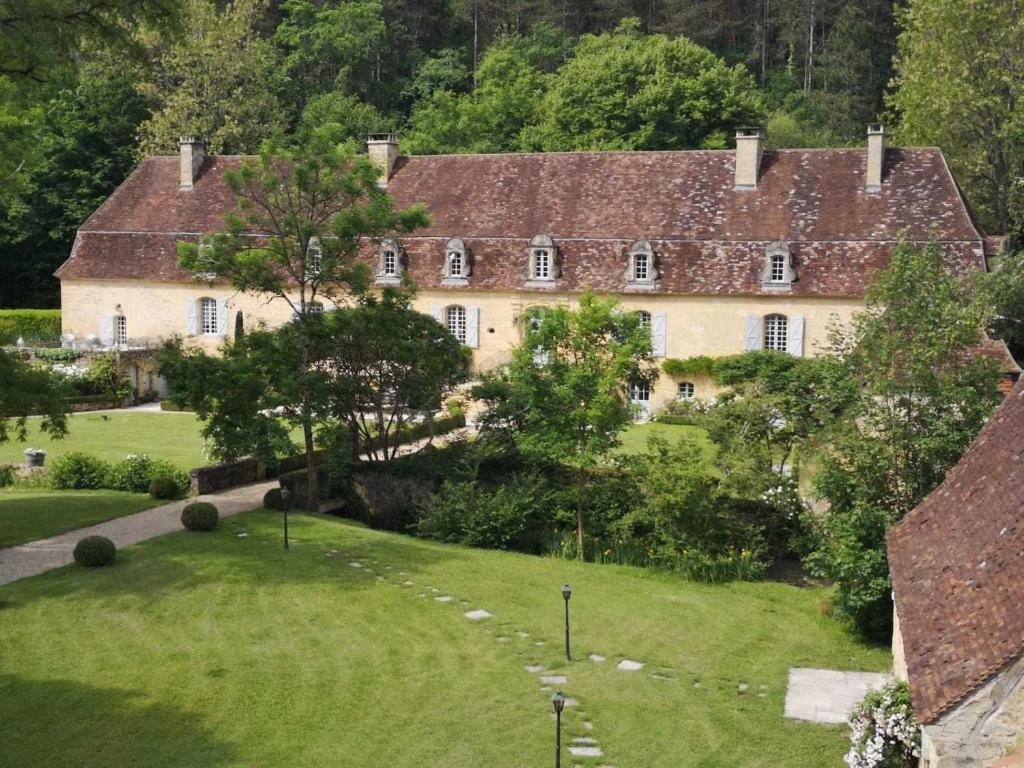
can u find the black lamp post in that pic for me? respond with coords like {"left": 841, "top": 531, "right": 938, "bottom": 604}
{"left": 281, "top": 488, "right": 292, "bottom": 551}
{"left": 561, "top": 583, "right": 572, "bottom": 661}
{"left": 552, "top": 690, "right": 566, "bottom": 768}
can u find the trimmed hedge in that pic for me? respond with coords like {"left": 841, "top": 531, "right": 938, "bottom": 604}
{"left": 181, "top": 502, "right": 219, "bottom": 531}
{"left": 149, "top": 475, "right": 183, "bottom": 500}
{"left": 0, "top": 309, "right": 61, "bottom": 345}
{"left": 73, "top": 536, "right": 117, "bottom": 567}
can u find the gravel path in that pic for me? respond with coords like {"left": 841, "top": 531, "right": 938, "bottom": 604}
{"left": 0, "top": 480, "right": 278, "bottom": 586}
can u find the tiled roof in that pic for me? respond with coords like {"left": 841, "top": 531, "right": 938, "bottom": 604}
{"left": 57, "top": 147, "right": 985, "bottom": 295}
{"left": 887, "top": 379, "right": 1024, "bottom": 724}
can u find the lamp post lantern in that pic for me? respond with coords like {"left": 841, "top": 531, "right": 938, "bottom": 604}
{"left": 552, "top": 690, "right": 566, "bottom": 768}
{"left": 561, "top": 584, "right": 572, "bottom": 661}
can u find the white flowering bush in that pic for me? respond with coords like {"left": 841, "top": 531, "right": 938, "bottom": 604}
{"left": 845, "top": 680, "right": 920, "bottom": 768}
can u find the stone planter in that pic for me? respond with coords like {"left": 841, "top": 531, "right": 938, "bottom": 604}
{"left": 23, "top": 449, "right": 46, "bottom": 468}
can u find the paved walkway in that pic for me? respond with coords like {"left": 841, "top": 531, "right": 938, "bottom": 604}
{"left": 0, "top": 480, "right": 277, "bottom": 586}
{"left": 784, "top": 667, "right": 893, "bottom": 724}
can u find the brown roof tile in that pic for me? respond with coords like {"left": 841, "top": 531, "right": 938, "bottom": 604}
{"left": 887, "top": 379, "right": 1024, "bottom": 724}
{"left": 57, "top": 147, "right": 985, "bottom": 295}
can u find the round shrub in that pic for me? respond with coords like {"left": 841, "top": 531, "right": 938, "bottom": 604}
{"left": 181, "top": 502, "right": 219, "bottom": 532}
{"left": 263, "top": 487, "right": 290, "bottom": 510}
{"left": 149, "top": 474, "right": 183, "bottom": 500}
{"left": 73, "top": 535, "right": 116, "bottom": 567}
{"left": 49, "top": 452, "right": 112, "bottom": 489}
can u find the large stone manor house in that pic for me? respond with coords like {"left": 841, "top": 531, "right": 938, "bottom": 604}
{"left": 56, "top": 125, "right": 1014, "bottom": 409}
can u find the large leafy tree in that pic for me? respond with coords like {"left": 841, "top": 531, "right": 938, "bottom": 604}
{"left": 0, "top": 351, "right": 69, "bottom": 445}
{"left": 177, "top": 128, "right": 428, "bottom": 504}
{"left": 317, "top": 290, "right": 470, "bottom": 462}
{"left": 136, "top": 0, "right": 287, "bottom": 156}
{"left": 811, "top": 242, "right": 1003, "bottom": 641}
{"left": 889, "top": 0, "right": 1024, "bottom": 233}
{"left": 523, "top": 18, "right": 764, "bottom": 151}
{"left": 485, "top": 291, "right": 657, "bottom": 553}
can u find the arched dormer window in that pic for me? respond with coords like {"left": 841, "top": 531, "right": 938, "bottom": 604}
{"left": 442, "top": 238, "right": 471, "bottom": 282}
{"left": 762, "top": 241, "right": 795, "bottom": 290}
{"left": 626, "top": 240, "right": 659, "bottom": 286}
{"left": 526, "top": 235, "right": 559, "bottom": 282}
{"left": 376, "top": 238, "right": 403, "bottom": 284}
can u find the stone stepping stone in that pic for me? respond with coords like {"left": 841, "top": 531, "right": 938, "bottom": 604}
{"left": 402, "top": 580, "right": 414, "bottom": 586}
{"left": 464, "top": 609, "right": 492, "bottom": 620}
{"left": 398, "top": 571, "right": 407, "bottom": 576}
{"left": 349, "top": 562, "right": 364, "bottom": 568}
{"left": 237, "top": 533, "right": 249, "bottom": 538}
{"left": 516, "top": 631, "right": 530, "bottom": 638}
{"left": 582, "top": 721, "right": 593, "bottom": 731}
{"left": 617, "top": 659, "right": 645, "bottom": 672}
{"left": 534, "top": 640, "right": 546, "bottom": 646}
{"left": 651, "top": 673, "right": 674, "bottom": 681}
{"left": 524, "top": 665, "right": 544, "bottom": 674}
{"left": 430, "top": 587, "right": 440, "bottom": 593}
{"left": 434, "top": 595, "right": 454, "bottom": 603}
{"left": 569, "top": 746, "right": 603, "bottom": 758}
{"left": 496, "top": 636, "right": 510, "bottom": 643}
{"left": 540, "top": 675, "right": 567, "bottom": 685}
{"left": 588, "top": 654, "right": 606, "bottom": 663}
{"left": 375, "top": 575, "right": 385, "bottom": 581}
{"left": 572, "top": 737, "right": 599, "bottom": 747}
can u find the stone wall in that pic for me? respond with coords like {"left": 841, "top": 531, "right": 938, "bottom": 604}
{"left": 923, "top": 652, "right": 1024, "bottom": 767}
{"left": 189, "top": 458, "right": 263, "bottom": 495}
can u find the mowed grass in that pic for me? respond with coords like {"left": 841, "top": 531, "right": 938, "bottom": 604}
{"left": 617, "top": 421, "right": 715, "bottom": 460}
{"left": 0, "top": 412, "right": 209, "bottom": 470}
{"left": 0, "top": 512, "right": 888, "bottom": 768}
{"left": 0, "top": 488, "right": 163, "bottom": 548}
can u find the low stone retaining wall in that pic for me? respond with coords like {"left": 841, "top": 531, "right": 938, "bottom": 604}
{"left": 189, "top": 458, "right": 265, "bottom": 495}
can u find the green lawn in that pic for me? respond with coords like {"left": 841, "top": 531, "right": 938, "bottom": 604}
{"left": 617, "top": 421, "right": 715, "bottom": 459}
{"left": 0, "top": 512, "right": 888, "bottom": 767}
{"left": 0, "top": 488, "right": 163, "bottom": 548}
{"left": 0, "top": 412, "right": 209, "bottom": 470}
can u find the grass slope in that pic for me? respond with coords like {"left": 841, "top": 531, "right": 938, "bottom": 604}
{"left": 0, "top": 489, "right": 163, "bottom": 548}
{"left": 616, "top": 421, "right": 714, "bottom": 459}
{"left": 0, "top": 412, "right": 208, "bottom": 470}
{"left": 0, "top": 512, "right": 887, "bottom": 768}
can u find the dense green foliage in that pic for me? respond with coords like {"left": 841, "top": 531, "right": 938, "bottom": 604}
{"left": 0, "top": 310, "right": 61, "bottom": 343}
{"left": 71, "top": 534, "right": 116, "bottom": 567}
{"left": 0, "top": 350, "right": 69, "bottom": 446}
{"left": 845, "top": 680, "right": 920, "bottom": 768}
{"left": 49, "top": 450, "right": 187, "bottom": 495}
{"left": 180, "top": 501, "right": 219, "bottom": 531}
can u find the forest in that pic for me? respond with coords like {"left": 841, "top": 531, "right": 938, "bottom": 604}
{"left": 2, "top": 0, "right": 1023, "bottom": 308}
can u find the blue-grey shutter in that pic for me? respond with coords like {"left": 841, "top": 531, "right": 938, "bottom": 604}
{"left": 216, "top": 299, "right": 229, "bottom": 336}
{"left": 789, "top": 316, "right": 805, "bottom": 357}
{"left": 652, "top": 312, "right": 667, "bottom": 358}
{"left": 185, "top": 299, "right": 198, "bottom": 336}
{"left": 466, "top": 306, "right": 480, "bottom": 348}
{"left": 99, "top": 316, "right": 114, "bottom": 347}
{"left": 431, "top": 305, "right": 443, "bottom": 324}
{"left": 745, "top": 315, "right": 762, "bottom": 352}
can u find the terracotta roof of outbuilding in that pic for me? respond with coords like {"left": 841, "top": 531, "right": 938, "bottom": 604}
{"left": 57, "top": 147, "right": 985, "bottom": 294}
{"left": 888, "top": 378, "right": 1024, "bottom": 724}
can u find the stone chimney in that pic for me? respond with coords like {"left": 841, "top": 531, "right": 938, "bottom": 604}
{"left": 367, "top": 133, "right": 399, "bottom": 188}
{"left": 866, "top": 123, "right": 886, "bottom": 193}
{"left": 734, "top": 127, "right": 765, "bottom": 190}
{"left": 179, "top": 136, "right": 205, "bottom": 191}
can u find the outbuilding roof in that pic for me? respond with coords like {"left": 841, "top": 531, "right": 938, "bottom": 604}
{"left": 888, "top": 379, "right": 1024, "bottom": 724}
{"left": 57, "top": 146, "right": 985, "bottom": 296}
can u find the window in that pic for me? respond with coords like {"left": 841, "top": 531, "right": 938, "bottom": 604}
{"left": 200, "top": 297, "right": 219, "bottom": 335}
{"left": 114, "top": 315, "right": 127, "bottom": 346}
{"left": 770, "top": 253, "right": 785, "bottom": 282}
{"left": 449, "top": 250, "right": 463, "bottom": 277}
{"left": 638, "top": 310, "right": 652, "bottom": 329}
{"left": 630, "top": 379, "right": 651, "bottom": 404}
{"left": 534, "top": 249, "right": 550, "bottom": 279}
{"left": 446, "top": 305, "right": 467, "bottom": 342}
{"left": 382, "top": 250, "right": 397, "bottom": 276}
{"left": 308, "top": 301, "right": 324, "bottom": 314}
{"left": 627, "top": 240, "right": 658, "bottom": 284}
{"left": 677, "top": 382, "right": 695, "bottom": 400}
{"left": 377, "top": 239, "right": 402, "bottom": 280}
{"left": 634, "top": 252, "right": 649, "bottom": 281}
{"left": 528, "top": 234, "right": 558, "bottom": 281}
{"left": 762, "top": 242, "right": 794, "bottom": 288}
{"left": 764, "top": 313, "right": 788, "bottom": 352}
{"left": 306, "top": 238, "right": 322, "bottom": 280}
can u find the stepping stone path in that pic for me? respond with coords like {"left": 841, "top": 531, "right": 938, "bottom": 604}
{"left": 540, "top": 675, "right": 567, "bottom": 685}
{"left": 434, "top": 595, "right": 454, "bottom": 603}
{"left": 617, "top": 659, "right": 645, "bottom": 672}
{"left": 785, "top": 667, "right": 892, "bottom": 725}
{"left": 588, "top": 654, "right": 606, "bottom": 663}
{"left": 464, "top": 609, "right": 492, "bottom": 620}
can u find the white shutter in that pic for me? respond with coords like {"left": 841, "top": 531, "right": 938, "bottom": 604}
{"left": 466, "top": 306, "right": 480, "bottom": 348}
{"left": 99, "top": 316, "right": 114, "bottom": 347}
{"left": 431, "top": 305, "right": 443, "bottom": 323}
{"left": 217, "top": 299, "right": 229, "bottom": 336}
{"left": 185, "top": 299, "right": 198, "bottom": 336}
{"left": 789, "top": 315, "right": 805, "bottom": 357}
{"left": 651, "top": 312, "right": 667, "bottom": 358}
{"left": 745, "top": 314, "right": 762, "bottom": 352}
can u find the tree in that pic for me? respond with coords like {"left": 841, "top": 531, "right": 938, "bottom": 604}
{"left": 136, "top": 0, "right": 287, "bottom": 156}
{"left": 889, "top": 0, "right": 1024, "bottom": 233}
{"left": 486, "top": 291, "right": 658, "bottom": 553}
{"left": 984, "top": 251, "right": 1024, "bottom": 361}
{"left": 0, "top": 350, "right": 70, "bottom": 445}
{"left": 811, "top": 241, "right": 1002, "bottom": 641}
{"left": 177, "top": 128, "right": 429, "bottom": 505}
{"left": 523, "top": 18, "right": 765, "bottom": 151}
{"left": 316, "top": 290, "right": 470, "bottom": 462}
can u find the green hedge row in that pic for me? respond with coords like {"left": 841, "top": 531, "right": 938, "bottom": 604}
{"left": 0, "top": 310, "right": 61, "bottom": 344}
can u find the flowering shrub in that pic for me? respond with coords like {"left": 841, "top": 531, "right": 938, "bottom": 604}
{"left": 845, "top": 680, "right": 920, "bottom": 768}
{"left": 108, "top": 454, "right": 187, "bottom": 495}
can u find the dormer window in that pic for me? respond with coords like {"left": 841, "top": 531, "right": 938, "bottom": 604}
{"left": 762, "top": 241, "right": 795, "bottom": 290}
{"left": 526, "top": 235, "right": 560, "bottom": 282}
{"left": 442, "top": 238, "right": 471, "bottom": 284}
{"left": 192, "top": 240, "right": 217, "bottom": 282}
{"left": 305, "top": 238, "right": 322, "bottom": 280}
{"left": 376, "top": 238, "right": 403, "bottom": 284}
{"left": 626, "top": 240, "right": 659, "bottom": 287}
